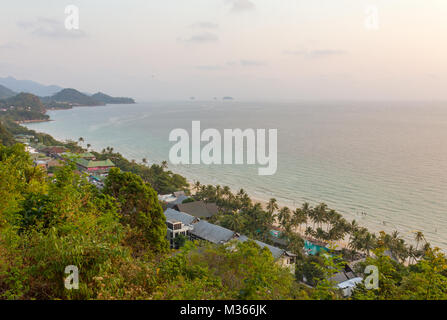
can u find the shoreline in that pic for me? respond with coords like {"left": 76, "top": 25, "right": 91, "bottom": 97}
{"left": 15, "top": 119, "right": 53, "bottom": 124}
{"left": 24, "top": 108, "right": 442, "bottom": 252}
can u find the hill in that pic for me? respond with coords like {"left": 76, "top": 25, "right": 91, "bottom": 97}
{"left": 0, "top": 84, "right": 16, "bottom": 99}
{"left": 91, "top": 92, "right": 135, "bottom": 104}
{"left": 0, "top": 76, "right": 62, "bottom": 96}
{"left": 0, "top": 93, "right": 49, "bottom": 122}
{"left": 48, "top": 88, "right": 105, "bottom": 106}
{"left": 0, "top": 92, "right": 46, "bottom": 113}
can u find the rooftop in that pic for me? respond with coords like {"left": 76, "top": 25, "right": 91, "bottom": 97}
{"left": 238, "top": 235, "right": 285, "bottom": 259}
{"left": 190, "top": 220, "right": 235, "bottom": 244}
{"left": 63, "top": 152, "right": 95, "bottom": 159}
{"left": 175, "top": 201, "right": 219, "bottom": 218}
{"left": 164, "top": 208, "right": 197, "bottom": 226}
{"left": 76, "top": 158, "right": 115, "bottom": 168}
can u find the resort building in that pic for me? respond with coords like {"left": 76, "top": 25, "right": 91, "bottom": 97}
{"left": 42, "top": 146, "right": 67, "bottom": 157}
{"left": 75, "top": 158, "right": 115, "bottom": 174}
{"left": 189, "top": 220, "right": 237, "bottom": 244}
{"left": 164, "top": 208, "right": 197, "bottom": 248}
{"left": 62, "top": 152, "right": 96, "bottom": 160}
{"left": 159, "top": 191, "right": 190, "bottom": 208}
{"left": 163, "top": 208, "right": 297, "bottom": 272}
{"left": 173, "top": 201, "right": 219, "bottom": 219}
{"left": 238, "top": 235, "right": 297, "bottom": 272}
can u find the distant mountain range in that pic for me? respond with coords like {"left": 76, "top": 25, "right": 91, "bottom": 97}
{"left": 0, "top": 77, "right": 135, "bottom": 108}
{"left": 0, "top": 76, "right": 62, "bottom": 97}
{"left": 0, "top": 84, "right": 16, "bottom": 99}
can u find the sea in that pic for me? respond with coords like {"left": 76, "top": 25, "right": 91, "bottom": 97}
{"left": 25, "top": 100, "right": 447, "bottom": 250}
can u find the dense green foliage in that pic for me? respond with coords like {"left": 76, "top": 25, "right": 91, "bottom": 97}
{"left": 0, "top": 121, "right": 15, "bottom": 146}
{"left": 0, "top": 120, "right": 446, "bottom": 300}
{"left": 94, "top": 148, "right": 189, "bottom": 195}
{"left": 0, "top": 93, "right": 46, "bottom": 113}
{"left": 0, "top": 143, "right": 306, "bottom": 300}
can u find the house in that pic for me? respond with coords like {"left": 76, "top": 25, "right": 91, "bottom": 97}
{"left": 189, "top": 220, "right": 236, "bottom": 244}
{"left": 46, "top": 159, "right": 64, "bottom": 169}
{"left": 164, "top": 208, "right": 198, "bottom": 225}
{"left": 164, "top": 208, "right": 198, "bottom": 248}
{"left": 162, "top": 209, "right": 297, "bottom": 272}
{"left": 31, "top": 153, "right": 51, "bottom": 162}
{"left": 174, "top": 201, "right": 219, "bottom": 219}
{"left": 75, "top": 158, "right": 115, "bottom": 174}
{"left": 42, "top": 146, "right": 67, "bottom": 157}
{"left": 62, "top": 152, "right": 96, "bottom": 160}
{"left": 159, "top": 192, "right": 190, "bottom": 208}
{"left": 24, "top": 144, "right": 38, "bottom": 154}
{"left": 173, "top": 191, "right": 186, "bottom": 197}
{"left": 329, "top": 263, "right": 363, "bottom": 297}
{"left": 336, "top": 277, "right": 363, "bottom": 297}
{"left": 238, "top": 235, "right": 297, "bottom": 272}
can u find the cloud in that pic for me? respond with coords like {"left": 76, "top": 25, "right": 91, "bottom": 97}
{"left": 0, "top": 41, "right": 24, "bottom": 50}
{"left": 226, "top": 0, "right": 256, "bottom": 13}
{"left": 195, "top": 65, "right": 224, "bottom": 71}
{"left": 195, "top": 59, "right": 266, "bottom": 71}
{"left": 284, "top": 49, "right": 347, "bottom": 58}
{"left": 227, "top": 59, "right": 266, "bottom": 67}
{"left": 18, "top": 17, "right": 86, "bottom": 39}
{"left": 183, "top": 32, "right": 219, "bottom": 44}
{"left": 190, "top": 22, "right": 219, "bottom": 29}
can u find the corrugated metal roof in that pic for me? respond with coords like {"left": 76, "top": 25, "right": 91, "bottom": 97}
{"left": 164, "top": 208, "right": 197, "bottom": 225}
{"left": 175, "top": 201, "right": 219, "bottom": 218}
{"left": 76, "top": 158, "right": 115, "bottom": 168}
{"left": 238, "top": 235, "right": 285, "bottom": 259}
{"left": 190, "top": 220, "right": 235, "bottom": 244}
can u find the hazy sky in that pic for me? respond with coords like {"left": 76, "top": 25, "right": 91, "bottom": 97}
{"left": 1, "top": 0, "right": 446, "bottom": 101}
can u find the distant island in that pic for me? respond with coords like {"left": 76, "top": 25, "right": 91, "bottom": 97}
{"left": 91, "top": 92, "right": 135, "bottom": 104}
{"left": 41, "top": 88, "right": 135, "bottom": 108}
{"left": 222, "top": 96, "right": 234, "bottom": 100}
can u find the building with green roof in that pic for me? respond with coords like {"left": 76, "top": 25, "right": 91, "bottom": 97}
{"left": 62, "top": 152, "right": 96, "bottom": 160}
{"left": 75, "top": 158, "right": 115, "bottom": 174}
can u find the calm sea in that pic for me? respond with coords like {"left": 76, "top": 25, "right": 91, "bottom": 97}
{"left": 26, "top": 101, "right": 447, "bottom": 249}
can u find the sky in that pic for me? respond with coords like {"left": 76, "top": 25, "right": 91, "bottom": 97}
{"left": 0, "top": 0, "right": 446, "bottom": 101}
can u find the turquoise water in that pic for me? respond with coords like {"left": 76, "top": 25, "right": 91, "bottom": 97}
{"left": 25, "top": 101, "right": 447, "bottom": 250}
{"left": 304, "top": 240, "right": 329, "bottom": 256}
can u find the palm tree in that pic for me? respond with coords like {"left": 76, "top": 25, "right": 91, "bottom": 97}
{"left": 348, "top": 220, "right": 359, "bottom": 244}
{"left": 194, "top": 181, "right": 201, "bottom": 193}
{"left": 312, "top": 203, "right": 328, "bottom": 229}
{"left": 362, "top": 232, "right": 377, "bottom": 257}
{"left": 414, "top": 231, "right": 425, "bottom": 250}
{"left": 161, "top": 160, "right": 168, "bottom": 169}
{"left": 142, "top": 158, "right": 148, "bottom": 165}
{"left": 225, "top": 213, "right": 244, "bottom": 232}
{"left": 78, "top": 137, "right": 84, "bottom": 145}
{"left": 87, "top": 143, "right": 91, "bottom": 150}
{"left": 266, "top": 198, "right": 279, "bottom": 215}
{"left": 292, "top": 208, "right": 307, "bottom": 232}
{"left": 277, "top": 207, "right": 291, "bottom": 229}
